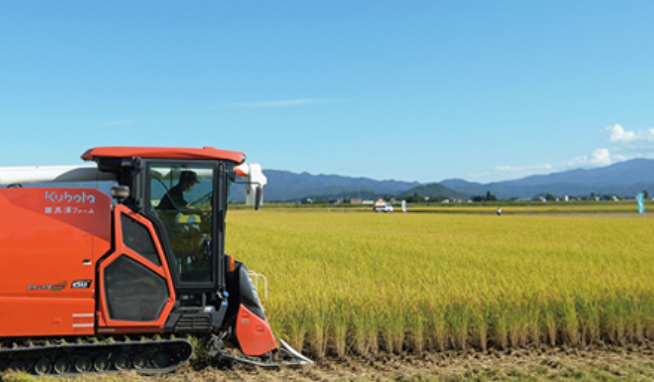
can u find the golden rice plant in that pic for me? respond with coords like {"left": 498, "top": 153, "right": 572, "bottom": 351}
{"left": 226, "top": 210, "right": 654, "bottom": 356}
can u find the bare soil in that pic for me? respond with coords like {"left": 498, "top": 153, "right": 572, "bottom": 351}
{"left": 157, "top": 343, "right": 654, "bottom": 382}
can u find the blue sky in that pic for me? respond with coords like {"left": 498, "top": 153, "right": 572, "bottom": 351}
{"left": 1, "top": 1, "right": 653, "bottom": 183}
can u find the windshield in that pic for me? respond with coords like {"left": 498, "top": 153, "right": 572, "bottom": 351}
{"left": 148, "top": 163, "right": 214, "bottom": 283}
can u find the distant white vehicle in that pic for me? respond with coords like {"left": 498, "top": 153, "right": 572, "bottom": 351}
{"left": 373, "top": 198, "right": 394, "bottom": 212}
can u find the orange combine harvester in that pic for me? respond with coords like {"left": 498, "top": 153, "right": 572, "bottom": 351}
{"left": 0, "top": 146, "right": 311, "bottom": 376}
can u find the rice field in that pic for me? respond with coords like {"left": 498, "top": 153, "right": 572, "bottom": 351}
{"left": 226, "top": 210, "right": 654, "bottom": 358}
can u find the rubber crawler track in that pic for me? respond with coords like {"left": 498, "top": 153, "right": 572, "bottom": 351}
{"left": 0, "top": 335, "right": 193, "bottom": 377}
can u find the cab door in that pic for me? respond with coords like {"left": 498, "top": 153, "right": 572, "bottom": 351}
{"left": 143, "top": 161, "right": 226, "bottom": 293}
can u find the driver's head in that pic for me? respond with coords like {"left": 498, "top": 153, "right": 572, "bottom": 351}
{"left": 180, "top": 171, "right": 200, "bottom": 191}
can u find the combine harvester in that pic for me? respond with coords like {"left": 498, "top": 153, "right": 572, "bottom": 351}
{"left": 0, "top": 146, "right": 312, "bottom": 376}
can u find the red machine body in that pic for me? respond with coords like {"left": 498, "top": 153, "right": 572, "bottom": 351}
{"left": 0, "top": 147, "right": 306, "bottom": 376}
{"left": 0, "top": 187, "right": 110, "bottom": 337}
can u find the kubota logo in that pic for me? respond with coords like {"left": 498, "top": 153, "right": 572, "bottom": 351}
{"left": 45, "top": 191, "right": 95, "bottom": 204}
{"left": 27, "top": 281, "right": 67, "bottom": 292}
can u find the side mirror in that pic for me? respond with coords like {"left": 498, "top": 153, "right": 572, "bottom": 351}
{"left": 111, "top": 185, "right": 130, "bottom": 203}
{"left": 255, "top": 186, "right": 262, "bottom": 211}
{"left": 235, "top": 180, "right": 263, "bottom": 209}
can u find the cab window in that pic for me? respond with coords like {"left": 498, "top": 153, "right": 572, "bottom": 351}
{"left": 148, "top": 164, "right": 214, "bottom": 283}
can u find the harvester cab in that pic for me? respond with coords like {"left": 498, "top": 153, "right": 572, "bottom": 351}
{"left": 0, "top": 146, "right": 311, "bottom": 376}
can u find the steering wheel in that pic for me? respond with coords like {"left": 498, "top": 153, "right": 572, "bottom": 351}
{"left": 189, "top": 191, "right": 213, "bottom": 208}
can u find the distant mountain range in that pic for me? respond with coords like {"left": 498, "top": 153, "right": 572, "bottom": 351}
{"left": 231, "top": 158, "right": 654, "bottom": 202}
{"left": 231, "top": 171, "right": 421, "bottom": 202}
{"left": 441, "top": 158, "right": 654, "bottom": 199}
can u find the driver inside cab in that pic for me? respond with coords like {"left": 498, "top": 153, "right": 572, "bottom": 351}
{"left": 157, "top": 170, "right": 200, "bottom": 212}
{"left": 155, "top": 170, "right": 211, "bottom": 280}
{"left": 155, "top": 170, "right": 208, "bottom": 237}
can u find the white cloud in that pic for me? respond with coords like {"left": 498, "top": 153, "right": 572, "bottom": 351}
{"left": 566, "top": 148, "right": 617, "bottom": 167}
{"left": 219, "top": 98, "right": 336, "bottom": 108}
{"left": 605, "top": 124, "right": 654, "bottom": 145}
{"left": 589, "top": 148, "right": 613, "bottom": 165}
{"left": 606, "top": 124, "right": 639, "bottom": 143}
